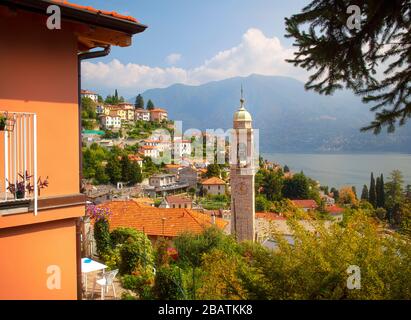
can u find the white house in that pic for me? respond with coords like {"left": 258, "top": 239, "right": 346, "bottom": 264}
{"left": 139, "top": 145, "right": 160, "bottom": 158}
{"left": 81, "top": 89, "right": 98, "bottom": 103}
{"left": 96, "top": 105, "right": 105, "bottom": 114}
{"left": 201, "top": 177, "right": 226, "bottom": 196}
{"left": 143, "top": 139, "right": 171, "bottom": 152}
{"left": 100, "top": 115, "right": 121, "bottom": 129}
{"left": 149, "top": 174, "right": 177, "bottom": 188}
{"left": 135, "top": 109, "right": 150, "bottom": 121}
{"left": 174, "top": 139, "right": 192, "bottom": 157}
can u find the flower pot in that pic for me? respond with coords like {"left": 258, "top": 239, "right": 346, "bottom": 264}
{"left": 16, "top": 190, "right": 24, "bottom": 199}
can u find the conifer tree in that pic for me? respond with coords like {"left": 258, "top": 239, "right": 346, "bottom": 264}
{"left": 147, "top": 99, "right": 155, "bottom": 110}
{"left": 286, "top": 0, "right": 411, "bottom": 133}
{"left": 135, "top": 94, "right": 145, "bottom": 109}
{"left": 106, "top": 155, "right": 122, "bottom": 184}
{"left": 352, "top": 186, "right": 358, "bottom": 200}
{"left": 129, "top": 162, "right": 143, "bottom": 185}
{"left": 120, "top": 155, "right": 132, "bottom": 183}
{"left": 378, "top": 173, "right": 385, "bottom": 208}
{"left": 376, "top": 177, "right": 381, "bottom": 207}
{"left": 369, "top": 172, "right": 377, "bottom": 208}
{"left": 361, "top": 185, "right": 369, "bottom": 201}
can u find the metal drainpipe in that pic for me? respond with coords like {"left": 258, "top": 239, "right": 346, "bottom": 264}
{"left": 76, "top": 45, "right": 110, "bottom": 300}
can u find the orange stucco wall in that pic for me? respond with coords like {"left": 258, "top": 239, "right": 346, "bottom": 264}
{"left": 0, "top": 9, "right": 83, "bottom": 299}
{"left": 0, "top": 9, "right": 80, "bottom": 197}
{"left": 0, "top": 217, "right": 78, "bottom": 300}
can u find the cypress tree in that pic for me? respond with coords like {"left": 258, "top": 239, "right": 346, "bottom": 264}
{"left": 352, "top": 186, "right": 357, "bottom": 200}
{"left": 379, "top": 173, "right": 385, "bottom": 208}
{"left": 376, "top": 177, "right": 381, "bottom": 207}
{"left": 361, "top": 185, "right": 369, "bottom": 201}
{"left": 135, "top": 94, "right": 144, "bottom": 109}
{"left": 106, "top": 155, "right": 122, "bottom": 184}
{"left": 120, "top": 155, "right": 132, "bottom": 183}
{"left": 147, "top": 99, "right": 155, "bottom": 110}
{"left": 129, "top": 163, "right": 143, "bottom": 185}
{"left": 369, "top": 172, "right": 377, "bottom": 208}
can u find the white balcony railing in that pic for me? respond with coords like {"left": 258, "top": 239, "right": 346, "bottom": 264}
{"left": 1, "top": 111, "right": 38, "bottom": 215}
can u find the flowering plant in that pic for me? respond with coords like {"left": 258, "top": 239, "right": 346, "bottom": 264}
{"left": 86, "top": 204, "right": 112, "bottom": 221}
{"left": 7, "top": 171, "right": 49, "bottom": 199}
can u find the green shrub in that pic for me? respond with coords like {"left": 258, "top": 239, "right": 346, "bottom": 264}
{"left": 174, "top": 227, "right": 237, "bottom": 268}
{"left": 121, "top": 273, "right": 155, "bottom": 300}
{"left": 101, "top": 247, "right": 121, "bottom": 271}
{"left": 94, "top": 218, "right": 111, "bottom": 257}
{"left": 152, "top": 265, "right": 186, "bottom": 300}
{"left": 110, "top": 227, "right": 141, "bottom": 248}
{"left": 118, "top": 232, "right": 154, "bottom": 275}
{"left": 121, "top": 292, "right": 136, "bottom": 300}
{"left": 121, "top": 274, "right": 140, "bottom": 290}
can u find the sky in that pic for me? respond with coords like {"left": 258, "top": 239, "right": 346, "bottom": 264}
{"left": 75, "top": 0, "right": 310, "bottom": 98}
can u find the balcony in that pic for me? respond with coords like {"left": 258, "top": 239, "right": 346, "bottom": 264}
{"left": 0, "top": 111, "right": 38, "bottom": 215}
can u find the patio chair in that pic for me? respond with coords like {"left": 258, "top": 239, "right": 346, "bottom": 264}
{"left": 91, "top": 269, "right": 119, "bottom": 300}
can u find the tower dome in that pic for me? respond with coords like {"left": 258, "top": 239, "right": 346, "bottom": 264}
{"left": 233, "top": 87, "right": 252, "bottom": 122}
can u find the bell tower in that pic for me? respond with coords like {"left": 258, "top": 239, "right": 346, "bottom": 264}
{"left": 230, "top": 87, "right": 255, "bottom": 242}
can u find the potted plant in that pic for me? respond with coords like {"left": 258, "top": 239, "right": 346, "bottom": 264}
{"left": 0, "top": 114, "right": 6, "bottom": 131}
{"left": 6, "top": 171, "right": 49, "bottom": 200}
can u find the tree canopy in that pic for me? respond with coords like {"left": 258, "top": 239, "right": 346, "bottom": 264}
{"left": 135, "top": 94, "right": 145, "bottom": 109}
{"left": 285, "top": 0, "right": 411, "bottom": 133}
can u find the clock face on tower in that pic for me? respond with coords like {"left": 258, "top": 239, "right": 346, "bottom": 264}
{"left": 238, "top": 181, "right": 247, "bottom": 195}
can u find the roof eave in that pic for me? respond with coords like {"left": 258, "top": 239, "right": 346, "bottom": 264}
{"left": 4, "top": 0, "right": 147, "bottom": 35}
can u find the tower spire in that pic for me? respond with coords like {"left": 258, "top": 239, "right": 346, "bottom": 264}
{"left": 240, "top": 84, "right": 245, "bottom": 109}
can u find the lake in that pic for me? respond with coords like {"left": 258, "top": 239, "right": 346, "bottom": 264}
{"left": 262, "top": 153, "right": 411, "bottom": 193}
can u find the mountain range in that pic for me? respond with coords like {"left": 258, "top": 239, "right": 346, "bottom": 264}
{"left": 136, "top": 74, "right": 411, "bottom": 153}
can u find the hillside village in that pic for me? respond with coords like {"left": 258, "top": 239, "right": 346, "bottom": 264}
{"left": 3, "top": 0, "right": 410, "bottom": 302}
{"left": 80, "top": 88, "right": 347, "bottom": 248}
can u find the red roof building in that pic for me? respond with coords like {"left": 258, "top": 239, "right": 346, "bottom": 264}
{"left": 291, "top": 200, "right": 319, "bottom": 211}
{"left": 99, "top": 200, "right": 227, "bottom": 241}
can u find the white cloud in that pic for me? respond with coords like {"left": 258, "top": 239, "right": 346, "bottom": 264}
{"left": 82, "top": 28, "right": 307, "bottom": 97}
{"left": 166, "top": 53, "right": 182, "bottom": 65}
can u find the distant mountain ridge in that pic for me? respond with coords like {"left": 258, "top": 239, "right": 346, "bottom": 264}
{"left": 135, "top": 74, "right": 411, "bottom": 153}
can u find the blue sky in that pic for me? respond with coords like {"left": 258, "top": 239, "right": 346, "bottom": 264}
{"left": 75, "top": 0, "right": 310, "bottom": 97}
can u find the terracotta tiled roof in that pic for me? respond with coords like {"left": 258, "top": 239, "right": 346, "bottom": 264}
{"left": 291, "top": 200, "right": 318, "bottom": 209}
{"left": 128, "top": 155, "right": 143, "bottom": 161}
{"left": 165, "top": 164, "right": 182, "bottom": 169}
{"left": 81, "top": 89, "right": 96, "bottom": 94}
{"left": 99, "top": 200, "right": 227, "bottom": 237}
{"left": 256, "top": 212, "right": 287, "bottom": 221}
{"left": 326, "top": 205, "right": 344, "bottom": 214}
{"left": 52, "top": 1, "right": 139, "bottom": 23}
{"left": 165, "top": 195, "right": 193, "bottom": 205}
{"left": 139, "top": 145, "right": 156, "bottom": 150}
{"left": 150, "top": 108, "right": 167, "bottom": 113}
{"left": 201, "top": 177, "right": 226, "bottom": 185}
{"left": 132, "top": 197, "right": 154, "bottom": 207}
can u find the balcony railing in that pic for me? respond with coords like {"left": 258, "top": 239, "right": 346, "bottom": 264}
{"left": 1, "top": 111, "right": 38, "bottom": 215}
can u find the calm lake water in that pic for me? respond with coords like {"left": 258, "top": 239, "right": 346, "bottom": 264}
{"left": 262, "top": 153, "right": 411, "bottom": 192}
